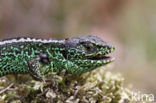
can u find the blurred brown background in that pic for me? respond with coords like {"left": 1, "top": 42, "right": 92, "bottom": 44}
{"left": 0, "top": 0, "right": 155, "bottom": 95}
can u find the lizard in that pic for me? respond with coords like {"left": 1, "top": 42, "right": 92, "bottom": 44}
{"left": 0, "top": 35, "right": 115, "bottom": 80}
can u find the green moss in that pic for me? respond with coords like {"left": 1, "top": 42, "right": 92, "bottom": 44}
{"left": 0, "top": 67, "right": 152, "bottom": 103}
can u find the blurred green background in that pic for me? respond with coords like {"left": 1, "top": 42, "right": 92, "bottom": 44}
{"left": 0, "top": 0, "right": 155, "bottom": 95}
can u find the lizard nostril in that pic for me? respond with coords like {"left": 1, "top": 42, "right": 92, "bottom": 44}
{"left": 106, "top": 44, "right": 114, "bottom": 50}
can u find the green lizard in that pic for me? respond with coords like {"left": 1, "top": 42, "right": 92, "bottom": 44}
{"left": 0, "top": 35, "right": 115, "bottom": 80}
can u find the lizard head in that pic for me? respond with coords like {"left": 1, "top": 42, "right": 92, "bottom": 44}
{"left": 64, "top": 35, "right": 115, "bottom": 74}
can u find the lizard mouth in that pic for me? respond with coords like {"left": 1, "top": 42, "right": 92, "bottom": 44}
{"left": 87, "top": 55, "right": 115, "bottom": 61}
{"left": 88, "top": 55, "right": 114, "bottom": 61}
{"left": 87, "top": 48, "right": 115, "bottom": 62}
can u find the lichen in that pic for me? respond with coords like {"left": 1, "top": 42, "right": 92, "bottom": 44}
{"left": 0, "top": 67, "right": 152, "bottom": 103}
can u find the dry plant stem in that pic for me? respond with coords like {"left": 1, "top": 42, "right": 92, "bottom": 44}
{"left": 0, "top": 83, "right": 14, "bottom": 94}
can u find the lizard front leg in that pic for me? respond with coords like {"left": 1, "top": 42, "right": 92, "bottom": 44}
{"left": 27, "top": 58, "right": 44, "bottom": 81}
{"left": 27, "top": 53, "right": 52, "bottom": 81}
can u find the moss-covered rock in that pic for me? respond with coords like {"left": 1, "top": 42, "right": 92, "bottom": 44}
{"left": 0, "top": 67, "right": 152, "bottom": 103}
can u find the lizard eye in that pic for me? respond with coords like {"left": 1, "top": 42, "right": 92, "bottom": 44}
{"left": 80, "top": 42, "right": 94, "bottom": 52}
{"left": 85, "top": 45, "right": 92, "bottom": 51}
{"left": 83, "top": 43, "right": 94, "bottom": 52}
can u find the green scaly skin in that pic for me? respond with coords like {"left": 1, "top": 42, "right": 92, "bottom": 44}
{"left": 0, "top": 35, "right": 115, "bottom": 80}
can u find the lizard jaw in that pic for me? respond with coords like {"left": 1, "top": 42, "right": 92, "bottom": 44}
{"left": 87, "top": 54, "right": 115, "bottom": 63}
{"left": 86, "top": 47, "right": 115, "bottom": 62}
{"left": 89, "top": 55, "right": 114, "bottom": 61}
